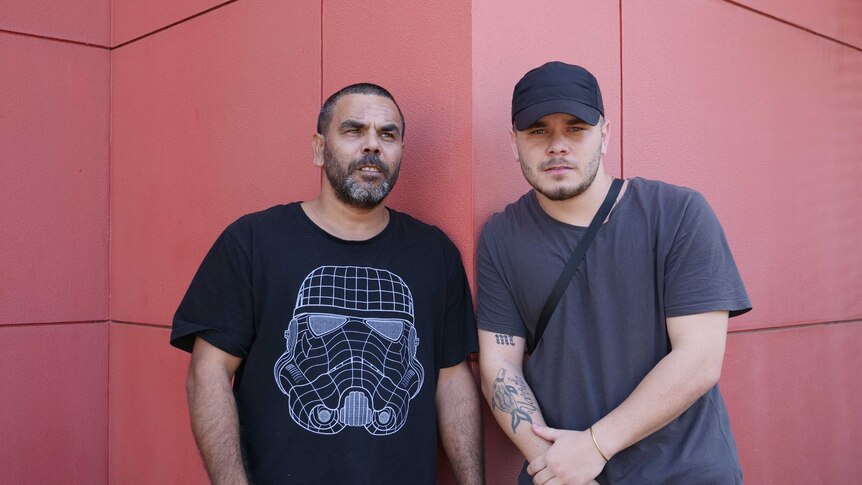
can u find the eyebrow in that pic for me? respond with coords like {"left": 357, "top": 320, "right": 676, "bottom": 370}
{"left": 339, "top": 119, "right": 367, "bottom": 131}
{"left": 378, "top": 123, "right": 401, "bottom": 135}
{"left": 339, "top": 120, "right": 402, "bottom": 135}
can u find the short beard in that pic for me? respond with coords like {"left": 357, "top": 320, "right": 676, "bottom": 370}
{"left": 323, "top": 147, "right": 400, "bottom": 209}
{"left": 521, "top": 144, "right": 601, "bottom": 201}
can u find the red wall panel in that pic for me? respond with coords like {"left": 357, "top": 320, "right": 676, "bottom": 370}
{"left": 322, "top": 0, "right": 475, "bottom": 272}
{"left": 0, "top": 32, "right": 109, "bottom": 325}
{"left": 0, "top": 323, "right": 108, "bottom": 484}
{"left": 109, "top": 324, "right": 208, "bottom": 485}
{"left": 723, "top": 322, "right": 862, "bottom": 484}
{"left": 111, "top": 0, "right": 226, "bottom": 46}
{"left": 472, "top": 0, "right": 622, "bottom": 242}
{"left": 110, "top": 0, "right": 321, "bottom": 325}
{"left": 734, "top": 0, "right": 862, "bottom": 49}
{"left": 622, "top": 0, "right": 862, "bottom": 331}
{"left": 0, "top": 0, "right": 109, "bottom": 46}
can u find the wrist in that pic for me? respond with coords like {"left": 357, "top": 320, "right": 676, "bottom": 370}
{"left": 588, "top": 426, "right": 610, "bottom": 462}
{"left": 589, "top": 421, "right": 618, "bottom": 461}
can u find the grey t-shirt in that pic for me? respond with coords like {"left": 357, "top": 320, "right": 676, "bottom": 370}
{"left": 477, "top": 177, "right": 751, "bottom": 485}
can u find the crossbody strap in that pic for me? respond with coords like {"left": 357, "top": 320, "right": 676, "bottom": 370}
{"left": 527, "top": 178, "right": 624, "bottom": 354}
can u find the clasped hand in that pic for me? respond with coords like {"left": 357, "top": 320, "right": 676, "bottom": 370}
{"left": 527, "top": 423, "right": 605, "bottom": 485}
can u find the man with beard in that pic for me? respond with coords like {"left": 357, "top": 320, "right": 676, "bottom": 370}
{"left": 171, "top": 84, "right": 483, "bottom": 485}
{"left": 477, "top": 62, "right": 751, "bottom": 485}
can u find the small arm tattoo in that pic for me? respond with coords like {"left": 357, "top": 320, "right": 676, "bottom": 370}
{"left": 491, "top": 369, "right": 539, "bottom": 433}
{"left": 495, "top": 333, "right": 515, "bottom": 345}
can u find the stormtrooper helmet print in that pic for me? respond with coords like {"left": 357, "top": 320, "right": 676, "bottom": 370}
{"left": 273, "top": 266, "right": 425, "bottom": 436}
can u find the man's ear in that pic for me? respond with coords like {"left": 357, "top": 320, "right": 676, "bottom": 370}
{"left": 312, "top": 133, "right": 325, "bottom": 167}
{"left": 509, "top": 128, "right": 519, "bottom": 161}
{"left": 600, "top": 120, "right": 611, "bottom": 156}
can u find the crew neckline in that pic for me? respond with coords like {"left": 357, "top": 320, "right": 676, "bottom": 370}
{"left": 528, "top": 177, "right": 636, "bottom": 231}
{"left": 291, "top": 202, "right": 396, "bottom": 245}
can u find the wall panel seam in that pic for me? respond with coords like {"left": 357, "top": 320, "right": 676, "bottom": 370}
{"left": 0, "top": 320, "right": 110, "bottom": 328}
{"left": 107, "top": 0, "right": 114, "bottom": 474}
{"left": 0, "top": 28, "right": 110, "bottom": 49}
{"left": 722, "top": 0, "right": 862, "bottom": 53}
{"left": 106, "top": 314, "right": 111, "bottom": 484}
{"left": 320, "top": 0, "right": 324, "bottom": 105}
{"left": 111, "top": 0, "right": 240, "bottom": 50}
{"left": 730, "top": 318, "right": 862, "bottom": 335}
{"left": 111, "top": 320, "right": 173, "bottom": 329}
{"left": 618, "top": 0, "right": 624, "bottom": 178}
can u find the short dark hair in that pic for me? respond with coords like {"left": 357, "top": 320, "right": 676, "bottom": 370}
{"left": 317, "top": 83, "right": 405, "bottom": 137}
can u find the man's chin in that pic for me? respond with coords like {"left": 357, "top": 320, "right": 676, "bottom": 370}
{"left": 349, "top": 200, "right": 385, "bottom": 210}
{"left": 534, "top": 184, "right": 587, "bottom": 201}
{"left": 336, "top": 191, "right": 388, "bottom": 210}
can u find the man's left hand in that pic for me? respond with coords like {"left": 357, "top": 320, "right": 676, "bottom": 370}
{"left": 527, "top": 423, "right": 606, "bottom": 485}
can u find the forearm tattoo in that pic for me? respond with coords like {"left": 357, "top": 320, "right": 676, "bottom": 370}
{"left": 495, "top": 333, "right": 515, "bottom": 345}
{"left": 491, "top": 369, "right": 539, "bottom": 434}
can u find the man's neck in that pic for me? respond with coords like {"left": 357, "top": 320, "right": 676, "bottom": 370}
{"left": 536, "top": 172, "right": 623, "bottom": 227}
{"left": 301, "top": 192, "right": 390, "bottom": 241}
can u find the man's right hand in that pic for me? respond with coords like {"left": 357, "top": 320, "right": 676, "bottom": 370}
{"left": 527, "top": 423, "right": 606, "bottom": 485}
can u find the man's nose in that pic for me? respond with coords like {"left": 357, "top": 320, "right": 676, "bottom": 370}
{"left": 547, "top": 134, "right": 569, "bottom": 156}
{"left": 363, "top": 131, "right": 381, "bottom": 155}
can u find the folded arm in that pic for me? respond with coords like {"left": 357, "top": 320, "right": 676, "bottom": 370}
{"left": 527, "top": 311, "right": 730, "bottom": 485}
{"left": 592, "top": 310, "right": 729, "bottom": 456}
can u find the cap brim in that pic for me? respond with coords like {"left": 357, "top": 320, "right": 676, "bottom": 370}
{"left": 513, "top": 99, "right": 601, "bottom": 130}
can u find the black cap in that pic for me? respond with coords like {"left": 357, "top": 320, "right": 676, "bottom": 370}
{"left": 511, "top": 61, "right": 604, "bottom": 130}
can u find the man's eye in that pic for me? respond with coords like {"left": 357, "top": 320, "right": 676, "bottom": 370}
{"left": 529, "top": 129, "right": 546, "bottom": 135}
{"left": 569, "top": 126, "right": 584, "bottom": 132}
{"left": 380, "top": 133, "right": 394, "bottom": 140}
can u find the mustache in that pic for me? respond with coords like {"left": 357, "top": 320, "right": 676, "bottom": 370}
{"left": 348, "top": 154, "right": 390, "bottom": 176}
{"left": 539, "top": 157, "right": 577, "bottom": 170}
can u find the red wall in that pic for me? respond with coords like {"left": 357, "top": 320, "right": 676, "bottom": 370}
{"left": 2, "top": 0, "right": 861, "bottom": 483}
{"left": 0, "top": 2, "right": 110, "bottom": 483}
{"left": 109, "top": 2, "right": 320, "bottom": 483}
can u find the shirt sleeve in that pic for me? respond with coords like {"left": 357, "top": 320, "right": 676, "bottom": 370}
{"left": 439, "top": 234, "right": 479, "bottom": 368}
{"left": 170, "top": 224, "right": 255, "bottom": 357}
{"left": 476, "top": 223, "right": 529, "bottom": 338}
{"left": 664, "top": 192, "right": 752, "bottom": 319}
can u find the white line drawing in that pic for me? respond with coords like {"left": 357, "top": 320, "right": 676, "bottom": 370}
{"left": 273, "top": 266, "right": 425, "bottom": 436}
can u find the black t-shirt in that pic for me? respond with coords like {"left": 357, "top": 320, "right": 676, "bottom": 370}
{"left": 171, "top": 203, "right": 477, "bottom": 484}
{"left": 477, "top": 178, "right": 751, "bottom": 485}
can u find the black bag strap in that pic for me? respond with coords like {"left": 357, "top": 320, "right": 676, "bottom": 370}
{"left": 527, "top": 178, "right": 624, "bottom": 354}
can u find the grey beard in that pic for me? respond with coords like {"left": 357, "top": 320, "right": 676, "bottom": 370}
{"left": 324, "top": 150, "right": 399, "bottom": 209}
{"left": 340, "top": 176, "right": 392, "bottom": 209}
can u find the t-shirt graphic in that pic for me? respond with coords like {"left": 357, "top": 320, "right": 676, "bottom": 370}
{"left": 273, "top": 265, "right": 425, "bottom": 436}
